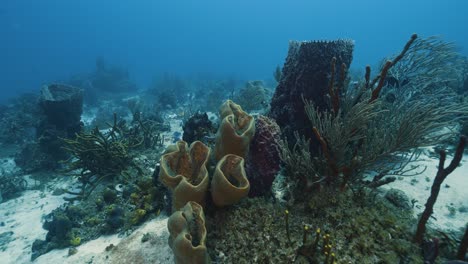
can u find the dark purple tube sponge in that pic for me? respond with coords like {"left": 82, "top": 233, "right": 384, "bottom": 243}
{"left": 245, "top": 115, "right": 282, "bottom": 197}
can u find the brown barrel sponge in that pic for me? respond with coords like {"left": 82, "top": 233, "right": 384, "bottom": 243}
{"left": 167, "top": 201, "right": 210, "bottom": 264}
{"left": 214, "top": 100, "right": 255, "bottom": 161}
{"left": 211, "top": 154, "right": 250, "bottom": 207}
{"left": 159, "top": 140, "right": 210, "bottom": 211}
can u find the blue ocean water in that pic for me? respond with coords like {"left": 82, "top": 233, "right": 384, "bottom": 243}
{"left": 0, "top": 0, "right": 467, "bottom": 102}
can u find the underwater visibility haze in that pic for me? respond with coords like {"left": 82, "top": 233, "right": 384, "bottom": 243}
{"left": 0, "top": 1, "right": 468, "bottom": 263}
{"left": 1, "top": 0, "right": 468, "bottom": 101}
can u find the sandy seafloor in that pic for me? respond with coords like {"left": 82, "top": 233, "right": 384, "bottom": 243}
{"left": 0, "top": 115, "right": 467, "bottom": 263}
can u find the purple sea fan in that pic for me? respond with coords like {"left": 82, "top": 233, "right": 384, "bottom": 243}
{"left": 246, "top": 115, "right": 282, "bottom": 197}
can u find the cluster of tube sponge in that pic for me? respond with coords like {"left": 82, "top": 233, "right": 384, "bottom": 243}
{"left": 159, "top": 100, "right": 255, "bottom": 263}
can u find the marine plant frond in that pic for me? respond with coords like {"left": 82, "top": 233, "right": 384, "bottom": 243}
{"left": 303, "top": 93, "right": 383, "bottom": 168}
{"left": 384, "top": 35, "right": 465, "bottom": 101}
{"left": 278, "top": 132, "right": 322, "bottom": 192}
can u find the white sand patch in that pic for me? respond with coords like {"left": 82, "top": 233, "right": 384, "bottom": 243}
{"left": 81, "top": 107, "right": 97, "bottom": 127}
{"left": 382, "top": 151, "right": 468, "bottom": 232}
{"left": 34, "top": 216, "right": 173, "bottom": 264}
{"left": 206, "top": 111, "right": 217, "bottom": 123}
{"left": 0, "top": 190, "right": 67, "bottom": 264}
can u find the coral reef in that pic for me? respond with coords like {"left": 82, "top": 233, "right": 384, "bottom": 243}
{"left": 234, "top": 80, "right": 271, "bottom": 112}
{"left": 214, "top": 100, "right": 256, "bottom": 161}
{"left": 14, "top": 142, "right": 56, "bottom": 172}
{"left": 269, "top": 39, "right": 354, "bottom": 147}
{"left": 206, "top": 191, "right": 422, "bottom": 263}
{"left": 0, "top": 171, "right": 27, "bottom": 202}
{"left": 92, "top": 57, "right": 136, "bottom": 93}
{"left": 150, "top": 74, "right": 189, "bottom": 109}
{"left": 200, "top": 79, "right": 238, "bottom": 112}
{"left": 159, "top": 141, "right": 210, "bottom": 211}
{"left": 0, "top": 93, "right": 39, "bottom": 144}
{"left": 9, "top": 33, "right": 468, "bottom": 264}
{"left": 66, "top": 57, "right": 137, "bottom": 106}
{"left": 279, "top": 35, "right": 468, "bottom": 195}
{"left": 31, "top": 210, "right": 75, "bottom": 260}
{"left": 32, "top": 168, "right": 166, "bottom": 260}
{"left": 245, "top": 115, "right": 282, "bottom": 196}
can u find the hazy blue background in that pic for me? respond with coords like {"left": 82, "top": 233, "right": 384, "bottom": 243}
{"left": 1, "top": 0, "right": 467, "bottom": 102}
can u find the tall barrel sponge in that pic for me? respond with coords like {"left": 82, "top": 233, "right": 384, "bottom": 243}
{"left": 159, "top": 141, "right": 210, "bottom": 211}
{"left": 269, "top": 40, "right": 354, "bottom": 147}
{"left": 167, "top": 201, "right": 210, "bottom": 264}
{"left": 39, "top": 83, "right": 83, "bottom": 136}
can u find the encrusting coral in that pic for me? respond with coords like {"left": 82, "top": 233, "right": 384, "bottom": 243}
{"left": 168, "top": 201, "right": 210, "bottom": 264}
{"left": 214, "top": 100, "right": 255, "bottom": 161}
{"left": 206, "top": 193, "right": 423, "bottom": 263}
{"left": 159, "top": 140, "right": 210, "bottom": 211}
{"left": 211, "top": 154, "right": 250, "bottom": 207}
